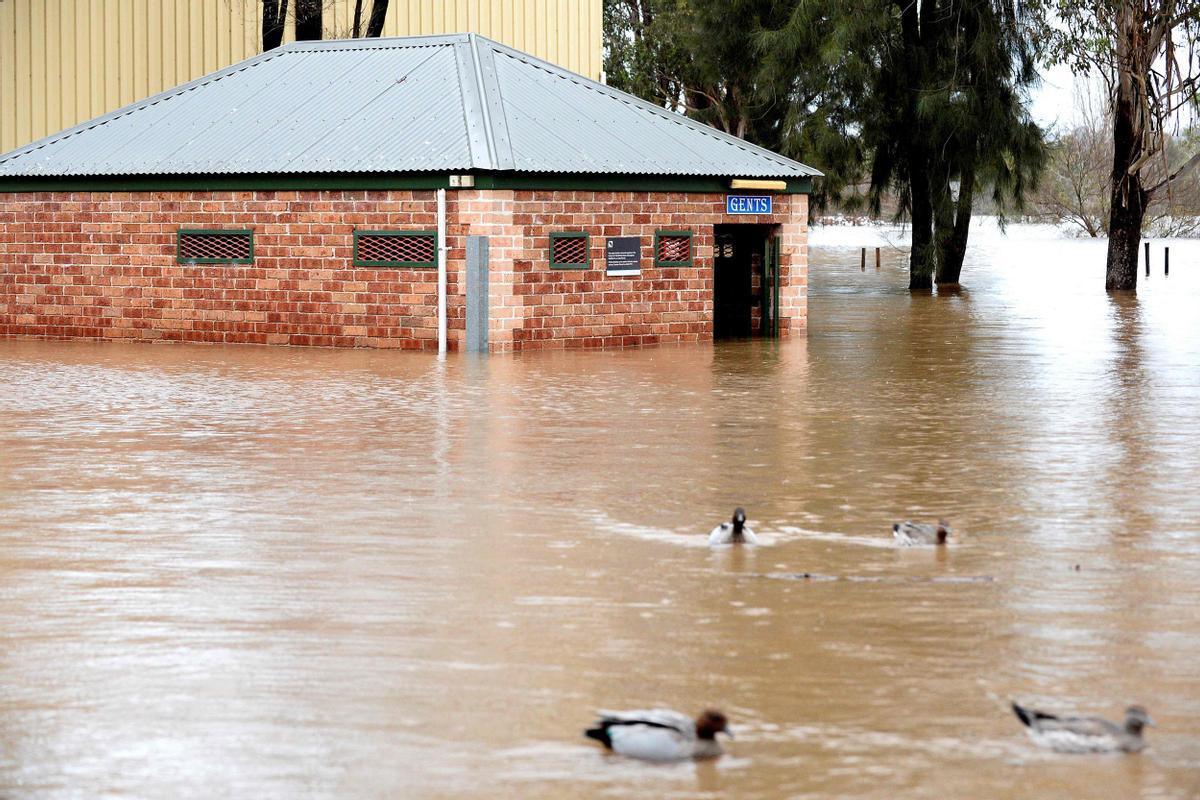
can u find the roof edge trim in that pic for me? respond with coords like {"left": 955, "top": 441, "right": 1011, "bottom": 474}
{"left": 0, "top": 172, "right": 813, "bottom": 194}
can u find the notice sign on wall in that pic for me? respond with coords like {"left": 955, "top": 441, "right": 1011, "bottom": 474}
{"left": 726, "top": 195, "right": 773, "bottom": 215}
{"left": 606, "top": 236, "right": 641, "bottom": 276}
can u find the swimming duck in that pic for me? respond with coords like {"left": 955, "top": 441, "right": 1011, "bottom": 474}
{"left": 585, "top": 708, "right": 731, "bottom": 761}
{"left": 892, "top": 519, "right": 950, "bottom": 545}
{"left": 1011, "top": 702, "right": 1153, "bottom": 753}
{"left": 709, "top": 507, "right": 758, "bottom": 545}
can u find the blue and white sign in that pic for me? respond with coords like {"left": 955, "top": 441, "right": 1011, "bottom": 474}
{"left": 726, "top": 195, "right": 773, "bottom": 215}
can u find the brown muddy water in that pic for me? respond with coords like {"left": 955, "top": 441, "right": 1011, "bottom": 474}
{"left": 1, "top": 222, "right": 1199, "bottom": 799}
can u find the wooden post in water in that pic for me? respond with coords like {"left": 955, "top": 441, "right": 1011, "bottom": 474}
{"left": 875, "top": 247, "right": 881, "bottom": 270}
{"left": 1165, "top": 246, "right": 1169, "bottom": 277}
{"left": 1145, "top": 241, "right": 1150, "bottom": 277}
{"left": 860, "top": 247, "right": 866, "bottom": 271}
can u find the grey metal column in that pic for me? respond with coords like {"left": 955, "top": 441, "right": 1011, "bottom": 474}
{"left": 465, "top": 235, "right": 489, "bottom": 353}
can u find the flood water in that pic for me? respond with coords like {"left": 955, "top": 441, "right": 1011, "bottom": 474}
{"left": 1, "top": 221, "right": 1198, "bottom": 799}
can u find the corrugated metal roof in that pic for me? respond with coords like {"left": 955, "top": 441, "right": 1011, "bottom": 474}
{"left": 0, "top": 33, "right": 821, "bottom": 179}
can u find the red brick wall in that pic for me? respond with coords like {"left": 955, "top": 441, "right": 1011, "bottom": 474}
{"left": 0, "top": 189, "right": 448, "bottom": 349}
{"left": 461, "top": 190, "right": 808, "bottom": 352}
{"left": 1, "top": 188, "right": 808, "bottom": 352}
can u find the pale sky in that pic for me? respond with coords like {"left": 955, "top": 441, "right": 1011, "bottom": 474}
{"left": 1029, "top": 63, "right": 1086, "bottom": 131}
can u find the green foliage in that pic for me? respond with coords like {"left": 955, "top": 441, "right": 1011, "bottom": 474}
{"left": 603, "top": 0, "right": 1049, "bottom": 285}
{"left": 603, "top": 0, "right": 864, "bottom": 212}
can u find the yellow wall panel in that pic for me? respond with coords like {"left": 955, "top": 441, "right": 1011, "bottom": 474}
{"left": 0, "top": 0, "right": 602, "bottom": 153}
{"left": 1, "top": 0, "right": 15, "bottom": 150}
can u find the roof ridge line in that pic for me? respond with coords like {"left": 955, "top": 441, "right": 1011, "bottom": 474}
{"left": 464, "top": 34, "right": 498, "bottom": 169}
{"left": 467, "top": 33, "right": 514, "bottom": 171}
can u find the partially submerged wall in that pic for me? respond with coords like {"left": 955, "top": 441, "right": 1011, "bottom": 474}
{"left": 0, "top": 188, "right": 808, "bottom": 352}
{"left": 461, "top": 189, "right": 808, "bottom": 352}
{"left": 0, "top": 190, "right": 448, "bottom": 348}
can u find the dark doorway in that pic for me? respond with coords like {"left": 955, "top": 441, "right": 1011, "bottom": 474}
{"left": 713, "top": 224, "right": 776, "bottom": 339}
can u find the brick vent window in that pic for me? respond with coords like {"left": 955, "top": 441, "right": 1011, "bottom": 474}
{"left": 655, "top": 230, "right": 693, "bottom": 266}
{"left": 177, "top": 229, "right": 254, "bottom": 264}
{"left": 354, "top": 230, "right": 438, "bottom": 268}
{"left": 550, "top": 232, "right": 589, "bottom": 269}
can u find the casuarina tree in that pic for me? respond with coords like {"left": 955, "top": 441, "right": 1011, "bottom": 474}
{"left": 605, "top": 0, "right": 1047, "bottom": 290}
{"left": 853, "top": 0, "right": 1046, "bottom": 290}
{"left": 603, "top": 0, "right": 862, "bottom": 212}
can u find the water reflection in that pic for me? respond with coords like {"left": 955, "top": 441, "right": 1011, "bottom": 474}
{"left": 0, "top": 222, "right": 1198, "bottom": 798}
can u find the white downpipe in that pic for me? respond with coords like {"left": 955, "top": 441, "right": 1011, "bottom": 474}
{"left": 437, "top": 188, "right": 447, "bottom": 355}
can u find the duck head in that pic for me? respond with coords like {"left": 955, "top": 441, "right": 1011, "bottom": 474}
{"left": 732, "top": 508, "right": 747, "bottom": 533}
{"left": 1125, "top": 705, "right": 1154, "bottom": 735}
{"left": 695, "top": 709, "right": 731, "bottom": 740}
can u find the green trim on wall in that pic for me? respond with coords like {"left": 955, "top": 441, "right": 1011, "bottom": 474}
{"left": 474, "top": 173, "right": 813, "bottom": 195}
{"left": 0, "top": 172, "right": 813, "bottom": 195}
{"left": 353, "top": 229, "right": 438, "bottom": 268}
{"left": 654, "top": 229, "right": 694, "bottom": 267}
{"left": 549, "top": 231, "right": 589, "bottom": 270}
{"left": 176, "top": 228, "right": 254, "bottom": 265}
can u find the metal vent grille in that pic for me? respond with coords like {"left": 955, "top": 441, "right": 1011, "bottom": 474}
{"left": 655, "top": 231, "right": 692, "bottom": 266}
{"left": 177, "top": 230, "right": 253, "bottom": 263}
{"left": 550, "top": 233, "right": 589, "bottom": 268}
{"left": 354, "top": 231, "right": 437, "bottom": 267}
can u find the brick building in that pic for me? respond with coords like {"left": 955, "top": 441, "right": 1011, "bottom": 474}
{"left": 0, "top": 34, "right": 819, "bottom": 353}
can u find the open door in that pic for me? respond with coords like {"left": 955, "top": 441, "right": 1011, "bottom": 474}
{"left": 714, "top": 225, "right": 779, "bottom": 340}
{"left": 713, "top": 229, "right": 753, "bottom": 338}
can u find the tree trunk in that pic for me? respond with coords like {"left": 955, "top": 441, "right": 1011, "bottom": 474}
{"left": 898, "top": 0, "right": 933, "bottom": 292}
{"left": 1105, "top": 7, "right": 1145, "bottom": 292}
{"left": 1105, "top": 83, "right": 1146, "bottom": 290}
{"left": 366, "top": 0, "right": 390, "bottom": 37}
{"left": 1106, "top": 175, "right": 1145, "bottom": 291}
{"left": 294, "top": 0, "right": 322, "bottom": 41}
{"left": 909, "top": 164, "right": 935, "bottom": 292}
{"left": 936, "top": 166, "right": 974, "bottom": 287}
{"left": 262, "top": 0, "right": 288, "bottom": 50}
{"left": 352, "top": 0, "right": 364, "bottom": 37}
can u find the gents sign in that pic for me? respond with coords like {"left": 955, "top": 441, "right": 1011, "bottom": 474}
{"left": 606, "top": 236, "right": 641, "bottom": 276}
{"left": 726, "top": 195, "right": 772, "bottom": 215}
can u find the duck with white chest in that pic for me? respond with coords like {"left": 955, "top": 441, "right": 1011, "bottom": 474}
{"left": 709, "top": 507, "right": 758, "bottom": 546}
{"left": 1011, "top": 702, "right": 1153, "bottom": 754}
{"left": 584, "top": 708, "right": 731, "bottom": 761}
{"left": 892, "top": 519, "right": 950, "bottom": 546}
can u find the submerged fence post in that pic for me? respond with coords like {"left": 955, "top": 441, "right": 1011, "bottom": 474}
{"left": 465, "top": 236, "right": 489, "bottom": 353}
{"left": 1165, "top": 246, "right": 1170, "bottom": 277}
{"left": 860, "top": 247, "right": 866, "bottom": 271}
{"left": 1145, "top": 241, "right": 1150, "bottom": 278}
{"left": 875, "top": 247, "right": 881, "bottom": 270}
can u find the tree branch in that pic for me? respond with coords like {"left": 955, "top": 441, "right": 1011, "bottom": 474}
{"left": 1146, "top": 149, "right": 1200, "bottom": 197}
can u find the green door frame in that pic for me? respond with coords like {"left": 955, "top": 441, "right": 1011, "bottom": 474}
{"left": 771, "top": 234, "right": 782, "bottom": 337}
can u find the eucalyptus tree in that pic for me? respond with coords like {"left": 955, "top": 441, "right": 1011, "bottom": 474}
{"left": 352, "top": 0, "right": 390, "bottom": 38}
{"left": 262, "top": 0, "right": 290, "bottom": 49}
{"left": 1038, "top": 0, "right": 1200, "bottom": 291}
{"left": 260, "top": 0, "right": 390, "bottom": 50}
{"left": 293, "top": 0, "right": 323, "bottom": 41}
